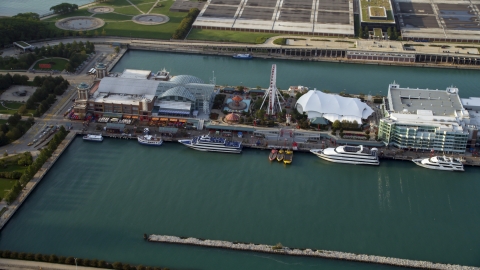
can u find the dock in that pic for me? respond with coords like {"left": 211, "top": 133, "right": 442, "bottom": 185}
{"left": 147, "top": 234, "right": 479, "bottom": 270}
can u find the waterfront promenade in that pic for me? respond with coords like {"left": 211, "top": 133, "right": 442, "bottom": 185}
{"left": 148, "top": 234, "right": 480, "bottom": 270}
{"left": 0, "top": 132, "right": 76, "bottom": 230}
{"left": 0, "top": 258, "right": 106, "bottom": 270}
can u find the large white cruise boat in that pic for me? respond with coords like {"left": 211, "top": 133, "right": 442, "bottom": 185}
{"left": 412, "top": 156, "right": 464, "bottom": 171}
{"left": 310, "top": 145, "right": 379, "bottom": 165}
{"left": 83, "top": 134, "right": 103, "bottom": 142}
{"left": 138, "top": 134, "right": 163, "bottom": 146}
{"left": 178, "top": 134, "right": 242, "bottom": 153}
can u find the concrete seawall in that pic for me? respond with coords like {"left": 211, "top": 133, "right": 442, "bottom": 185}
{"left": 0, "top": 132, "right": 76, "bottom": 230}
{"left": 148, "top": 234, "right": 479, "bottom": 270}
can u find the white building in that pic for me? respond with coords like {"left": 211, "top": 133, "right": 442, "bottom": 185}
{"left": 295, "top": 89, "right": 374, "bottom": 123}
{"left": 379, "top": 83, "right": 477, "bottom": 153}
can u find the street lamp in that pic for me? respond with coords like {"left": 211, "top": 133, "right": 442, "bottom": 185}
{"left": 74, "top": 258, "right": 78, "bottom": 270}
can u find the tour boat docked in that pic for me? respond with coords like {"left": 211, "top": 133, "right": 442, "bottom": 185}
{"left": 233, "top": 53, "right": 253, "bottom": 59}
{"left": 83, "top": 134, "right": 103, "bottom": 142}
{"left": 283, "top": 149, "right": 293, "bottom": 164}
{"left": 138, "top": 134, "right": 163, "bottom": 146}
{"left": 412, "top": 156, "right": 464, "bottom": 171}
{"left": 310, "top": 145, "right": 379, "bottom": 165}
{"left": 178, "top": 134, "right": 242, "bottom": 153}
{"left": 268, "top": 149, "right": 278, "bottom": 161}
{"left": 276, "top": 149, "right": 285, "bottom": 162}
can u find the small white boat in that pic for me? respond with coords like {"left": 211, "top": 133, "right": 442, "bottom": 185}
{"left": 138, "top": 134, "right": 163, "bottom": 146}
{"left": 83, "top": 134, "right": 103, "bottom": 142}
{"left": 412, "top": 156, "right": 464, "bottom": 171}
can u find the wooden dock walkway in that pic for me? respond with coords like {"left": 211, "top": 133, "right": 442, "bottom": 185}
{"left": 147, "top": 234, "right": 480, "bottom": 270}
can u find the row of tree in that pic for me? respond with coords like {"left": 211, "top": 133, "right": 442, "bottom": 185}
{"left": 332, "top": 119, "right": 360, "bottom": 131}
{"left": 0, "top": 73, "right": 30, "bottom": 91}
{"left": 1, "top": 41, "right": 94, "bottom": 71}
{"left": 172, "top": 8, "right": 200, "bottom": 39}
{"left": 0, "top": 17, "right": 61, "bottom": 48}
{"left": 0, "top": 171, "right": 23, "bottom": 179}
{"left": 0, "top": 250, "right": 170, "bottom": 270}
{"left": 50, "top": 3, "right": 78, "bottom": 14}
{"left": 26, "top": 75, "right": 70, "bottom": 116}
{"left": 358, "top": 26, "right": 401, "bottom": 40}
{"left": 0, "top": 114, "right": 35, "bottom": 147}
{"left": 4, "top": 126, "right": 68, "bottom": 204}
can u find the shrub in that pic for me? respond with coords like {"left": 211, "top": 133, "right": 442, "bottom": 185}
{"left": 1, "top": 250, "right": 10, "bottom": 258}
{"left": 83, "top": 258, "right": 91, "bottom": 266}
{"left": 42, "top": 254, "right": 49, "bottom": 262}
{"left": 91, "top": 259, "right": 99, "bottom": 267}
{"left": 112, "top": 262, "right": 123, "bottom": 270}
{"left": 58, "top": 256, "right": 66, "bottom": 264}
{"left": 10, "top": 251, "right": 18, "bottom": 259}
{"left": 18, "top": 252, "right": 26, "bottom": 260}
{"left": 34, "top": 253, "right": 42, "bottom": 261}
{"left": 98, "top": 260, "right": 107, "bottom": 268}
{"left": 49, "top": 254, "right": 58, "bottom": 263}
{"left": 122, "top": 263, "right": 130, "bottom": 270}
{"left": 136, "top": 265, "right": 146, "bottom": 270}
{"left": 26, "top": 253, "right": 34, "bottom": 260}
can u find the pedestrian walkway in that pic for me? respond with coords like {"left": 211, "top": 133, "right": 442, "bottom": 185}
{"left": 0, "top": 258, "right": 107, "bottom": 270}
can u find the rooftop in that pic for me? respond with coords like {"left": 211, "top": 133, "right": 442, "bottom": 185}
{"left": 387, "top": 83, "right": 464, "bottom": 117}
{"left": 120, "top": 69, "right": 152, "bottom": 80}
{"left": 96, "top": 77, "right": 160, "bottom": 96}
{"left": 386, "top": 112, "right": 466, "bottom": 133}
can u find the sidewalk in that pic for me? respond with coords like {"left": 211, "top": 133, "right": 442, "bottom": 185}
{"left": 0, "top": 258, "right": 107, "bottom": 270}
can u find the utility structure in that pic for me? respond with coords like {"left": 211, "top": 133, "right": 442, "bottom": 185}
{"left": 260, "top": 64, "right": 285, "bottom": 116}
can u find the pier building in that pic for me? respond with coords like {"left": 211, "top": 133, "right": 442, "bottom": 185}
{"left": 378, "top": 83, "right": 475, "bottom": 153}
{"left": 295, "top": 89, "right": 374, "bottom": 124}
{"left": 75, "top": 70, "right": 216, "bottom": 119}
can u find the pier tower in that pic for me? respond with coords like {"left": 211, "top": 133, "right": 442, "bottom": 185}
{"left": 260, "top": 64, "right": 285, "bottom": 116}
{"left": 95, "top": 63, "right": 107, "bottom": 79}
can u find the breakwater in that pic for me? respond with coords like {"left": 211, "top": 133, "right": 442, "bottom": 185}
{"left": 148, "top": 234, "right": 479, "bottom": 270}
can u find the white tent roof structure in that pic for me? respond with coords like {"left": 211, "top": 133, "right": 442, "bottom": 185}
{"left": 295, "top": 90, "right": 374, "bottom": 123}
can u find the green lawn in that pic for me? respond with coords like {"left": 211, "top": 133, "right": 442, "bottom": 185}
{"left": 187, "top": 29, "right": 279, "bottom": 44}
{"left": 46, "top": 0, "right": 187, "bottom": 40}
{"left": 33, "top": 58, "right": 69, "bottom": 71}
{"left": 360, "top": 0, "right": 394, "bottom": 22}
{"left": 0, "top": 102, "right": 35, "bottom": 116}
{"left": 113, "top": 6, "right": 144, "bottom": 15}
{"left": 94, "top": 13, "right": 133, "bottom": 21}
{"left": 44, "top": 9, "right": 93, "bottom": 22}
{"left": 0, "top": 179, "right": 16, "bottom": 200}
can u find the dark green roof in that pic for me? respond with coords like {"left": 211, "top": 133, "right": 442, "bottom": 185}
{"left": 310, "top": 117, "right": 329, "bottom": 125}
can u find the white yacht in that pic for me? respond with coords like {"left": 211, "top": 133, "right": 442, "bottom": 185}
{"left": 412, "top": 156, "right": 464, "bottom": 171}
{"left": 178, "top": 134, "right": 242, "bottom": 153}
{"left": 310, "top": 145, "right": 379, "bottom": 165}
{"left": 83, "top": 134, "right": 103, "bottom": 142}
{"left": 138, "top": 134, "right": 163, "bottom": 146}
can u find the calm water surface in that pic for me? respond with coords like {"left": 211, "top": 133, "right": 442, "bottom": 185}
{"left": 1, "top": 138, "right": 479, "bottom": 269}
{"left": 0, "top": 0, "right": 92, "bottom": 16}
{"left": 112, "top": 50, "right": 480, "bottom": 98}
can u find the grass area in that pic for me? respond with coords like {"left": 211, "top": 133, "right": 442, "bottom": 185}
{"left": 373, "top": 28, "right": 382, "bottom": 37}
{"left": 0, "top": 179, "right": 16, "bottom": 200}
{"left": 369, "top": 7, "right": 386, "bottom": 17}
{"left": 0, "top": 102, "right": 35, "bottom": 116}
{"left": 45, "top": 0, "right": 187, "bottom": 40}
{"left": 273, "top": 38, "right": 287, "bottom": 45}
{"left": 33, "top": 58, "right": 69, "bottom": 71}
{"left": 113, "top": 5, "right": 144, "bottom": 15}
{"left": 188, "top": 29, "right": 278, "bottom": 44}
{"left": 94, "top": 13, "right": 133, "bottom": 20}
{"left": 311, "top": 39, "right": 330, "bottom": 42}
{"left": 134, "top": 0, "right": 158, "bottom": 13}
{"left": 360, "top": 0, "right": 394, "bottom": 22}
{"left": 44, "top": 9, "right": 93, "bottom": 22}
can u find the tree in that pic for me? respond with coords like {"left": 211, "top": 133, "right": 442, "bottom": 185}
{"left": 18, "top": 105, "right": 27, "bottom": 115}
{"left": 12, "top": 12, "right": 40, "bottom": 20}
{"left": 358, "top": 26, "right": 363, "bottom": 38}
{"left": 49, "top": 254, "right": 58, "bottom": 263}
{"left": 363, "top": 26, "right": 369, "bottom": 39}
{"left": 332, "top": 120, "right": 341, "bottom": 130}
{"left": 387, "top": 27, "right": 392, "bottom": 39}
{"left": 114, "top": 46, "right": 120, "bottom": 54}
{"left": 102, "top": 29, "right": 106, "bottom": 36}
{"left": 113, "top": 262, "right": 123, "bottom": 270}
{"left": 50, "top": 3, "right": 78, "bottom": 14}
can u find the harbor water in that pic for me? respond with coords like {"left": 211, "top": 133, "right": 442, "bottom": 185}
{"left": 0, "top": 0, "right": 93, "bottom": 16}
{"left": 112, "top": 50, "right": 480, "bottom": 97}
{"left": 0, "top": 138, "right": 479, "bottom": 269}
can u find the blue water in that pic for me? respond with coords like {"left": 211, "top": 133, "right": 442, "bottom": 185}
{"left": 0, "top": 0, "right": 93, "bottom": 16}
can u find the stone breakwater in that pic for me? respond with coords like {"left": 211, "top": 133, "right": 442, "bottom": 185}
{"left": 147, "top": 235, "right": 479, "bottom": 270}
